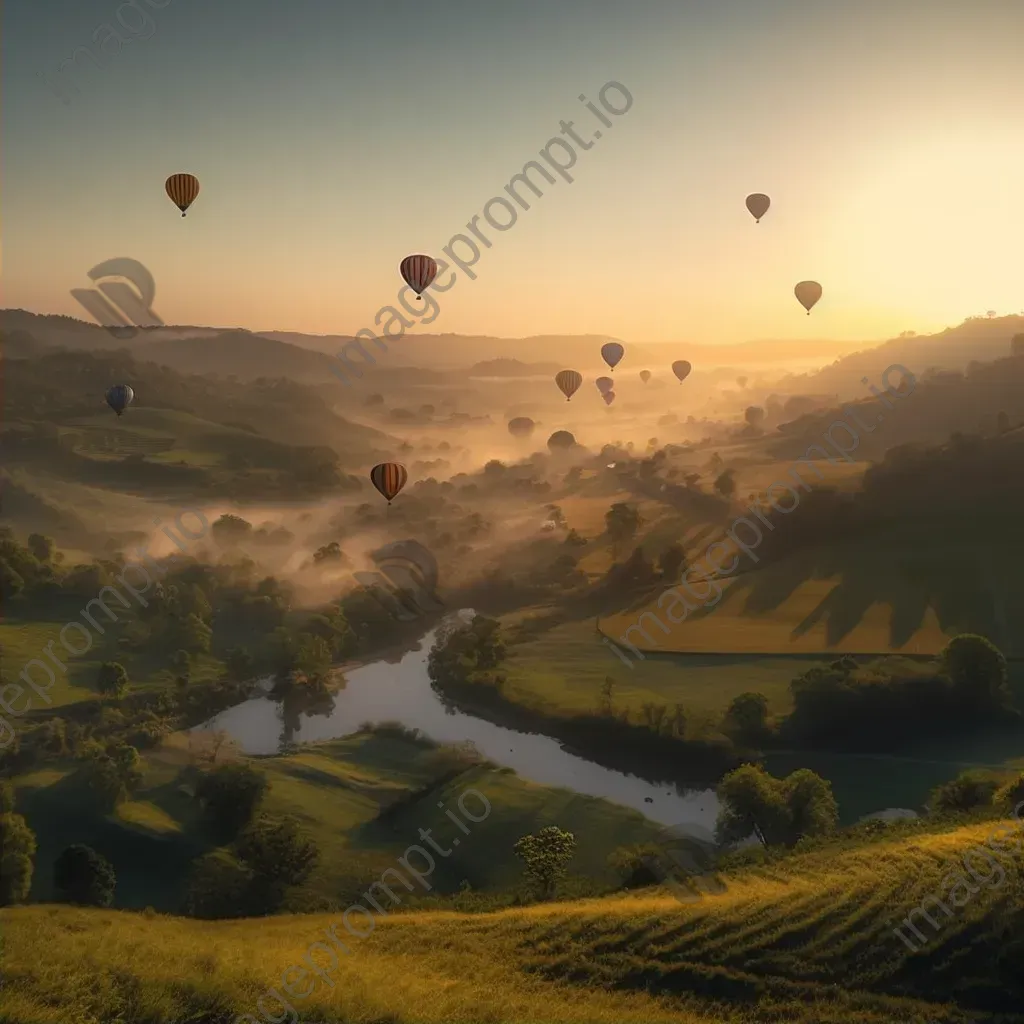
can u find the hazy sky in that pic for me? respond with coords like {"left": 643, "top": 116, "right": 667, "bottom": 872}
{"left": 5, "top": 0, "right": 1024, "bottom": 345}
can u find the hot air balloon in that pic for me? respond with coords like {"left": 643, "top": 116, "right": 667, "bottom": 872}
{"left": 106, "top": 384, "right": 134, "bottom": 417}
{"left": 508, "top": 416, "right": 535, "bottom": 438}
{"left": 602, "top": 390, "right": 615, "bottom": 406}
{"left": 370, "top": 462, "right": 408, "bottom": 505}
{"left": 795, "top": 281, "right": 822, "bottom": 315}
{"left": 547, "top": 430, "right": 576, "bottom": 451}
{"left": 672, "top": 360, "right": 692, "bottom": 383}
{"left": 601, "top": 341, "right": 624, "bottom": 369}
{"left": 596, "top": 376, "right": 614, "bottom": 394}
{"left": 745, "top": 193, "right": 770, "bottom": 223}
{"left": 400, "top": 255, "right": 438, "bottom": 299}
{"left": 639, "top": 370, "right": 651, "bottom": 384}
{"left": 165, "top": 174, "right": 200, "bottom": 217}
{"left": 555, "top": 369, "right": 583, "bottom": 401}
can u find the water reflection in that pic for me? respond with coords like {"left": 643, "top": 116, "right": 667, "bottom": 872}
{"left": 200, "top": 612, "right": 720, "bottom": 835}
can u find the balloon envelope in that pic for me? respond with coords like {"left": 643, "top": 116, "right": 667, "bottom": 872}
{"left": 600, "top": 342, "right": 624, "bottom": 369}
{"left": 400, "top": 255, "right": 438, "bottom": 297}
{"left": 745, "top": 193, "right": 770, "bottom": 222}
{"left": 547, "top": 430, "right": 576, "bottom": 451}
{"left": 508, "top": 417, "right": 535, "bottom": 438}
{"left": 555, "top": 369, "right": 583, "bottom": 401}
{"left": 165, "top": 174, "right": 200, "bottom": 216}
{"left": 106, "top": 384, "right": 134, "bottom": 416}
{"left": 639, "top": 370, "right": 651, "bottom": 383}
{"left": 794, "top": 281, "right": 822, "bottom": 314}
{"left": 602, "top": 391, "right": 615, "bottom": 406}
{"left": 595, "top": 376, "right": 614, "bottom": 394}
{"left": 369, "top": 462, "right": 408, "bottom": 504}
{"left": 672, "top": 360, "right": 692, "bottom": 383}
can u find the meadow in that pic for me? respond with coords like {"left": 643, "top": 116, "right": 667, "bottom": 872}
{"left": 8, "top": 729, "right": 666, "bottom": 913}
{"left": 3, "top": 815, "right": 1022, "bottom": 1023}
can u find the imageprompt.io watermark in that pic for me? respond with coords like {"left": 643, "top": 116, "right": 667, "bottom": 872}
{"left": 71, "top": 257, "right": 163, "bottom": 340}
{"left": 356, "top": 539, "right": 444, "bottom": 622}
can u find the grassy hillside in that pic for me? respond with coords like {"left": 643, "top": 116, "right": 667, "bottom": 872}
{"left": 3, "top": 817, "right": 1022, "bottom": 1023}
{"left": 8, "top": 730, "right": 665, "bottom": 913}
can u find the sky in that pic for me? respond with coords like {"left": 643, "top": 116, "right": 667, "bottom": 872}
{"left": 5, "top": 0, "right": 1024, "bottom": 346}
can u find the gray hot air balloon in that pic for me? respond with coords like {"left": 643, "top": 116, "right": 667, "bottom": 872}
{"left": 596, "top": 376, "right": 614, "bottom": 394}
{"left": 672, "top": 360, "right": 692, "bottom": 383}
{"left": 745, "top": 193, "right": 770, "bottom": 223}
{"left": 600, "top": 341, "right": 624, "bottom": 369}
{"left": 794, "top": 281, "right": 822, "bottom": 315}
{"left": 547, "top": 430, "right": 576, "bottom": 451}
{"left": 106, "top": 384, "right": 134, "bottom": 416}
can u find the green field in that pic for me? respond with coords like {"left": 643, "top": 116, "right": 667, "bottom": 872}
{"left": 3, "top": 816, "right": 1022, "bottom": 1023}
{"left": 501, "top": 617, "right": 812, "bottom": 729}
{"left": 9, "top": 730, "right": 666, "bottom": 913}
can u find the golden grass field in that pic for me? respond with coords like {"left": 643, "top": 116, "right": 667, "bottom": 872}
{"left": 3, "top": 817, "right": 1021, "bottom": 1024}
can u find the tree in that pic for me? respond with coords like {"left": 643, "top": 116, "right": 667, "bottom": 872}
{"left": 546, "top": 505, "right": 567, "bottom": 527}
{"left": 313, "top": 541, "right": 344, "bottom": 565}
{"left": 721, "top": 692, "right": 770, "bottom": 746}
{"left": 235, "top": 814, "right": 318, "bottom": 913}
{"left": 178, "top": 613, "right": 213, "bottom": 655}
{"left": 942, "top": 634, "right": 1010, "bottom": 712}
{"left": 226, "top": 646, "right": 254, "bottom": 682}
{"left": 995, "top": 773, "right": 1024, "bottom": 814}
{"left": 0, "top": 781, "right": 14, "bottom": 814}
{"left": 714, "top": 468, "right": 737, "bottom": 499}
{"left": 53, "top": 844, "right": 116, "bottom": 906}
{"left": 185, "top": 850, "right": 253, "bottom": 918}
{"left": 658, "top": 543, "right": 686, "bottom": 582}
{"left": 0, "top": 560, "right": 24, "bottom": 602}
{"left": 513, "top": 825, "right": 577, "bottom": 899}
{"left": 0, "top": 810, "right": 36, "bottom": 904}
{"left": 716, "top": 764, "right": 837, "bottom": 848}
{"left": 195, "top": 762, "right": 269, "bottom": 839}
{"left": 85, "top": 754, "right": 128, "bottom": 809}
{"left": 27, "top": 534, "right": 54, "bottom": 563}
{"left": 173, "top": 648, "right": 191, "bottom": 680}
{"left": 211, "top": 514, "right": 253, "bottom": 545}
{"left": 96, "top": 662, "right": 129, "bottom": 699}
{"left": 744, "top": 406, "right": 765, "bottom": 429}
{"left": 296, "top": 634, "right": 332, "bottom": 681}
{"left": 927, "top": 770, "right": 1001, "bottom": 815}
{"left": 598, "top": 676, "right": 614, "bottom": 716}
{"left": 605, "top": 503, "right": 642, "bottom": 551}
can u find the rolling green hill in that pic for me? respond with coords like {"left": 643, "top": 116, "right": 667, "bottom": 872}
{"left": 2, "top": 816, "right": 1022, "bottom": 1023}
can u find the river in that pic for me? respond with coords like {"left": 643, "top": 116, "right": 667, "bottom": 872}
{"left": 200, "top": 611, "right": 935, "bottom": 836}
{"left": 199, "top": 611, "right": 722, "bottom": 838}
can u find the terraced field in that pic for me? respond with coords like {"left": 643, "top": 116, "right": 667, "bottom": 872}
{"left": 3, "top": 818, "right": 1021, "bottom": 1023}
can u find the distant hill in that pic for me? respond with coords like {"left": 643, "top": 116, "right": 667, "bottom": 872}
{"left": 2, "top": 348, "right": 399, "bottom": 507}
{"left": 260, "top": 329, "right": 870, "bottom": 372}
{"left": 787, "top": 315, "right": 1024, "bottom": 400}
{"left": 467, "top": 358, "right": 562, "bottom": 376}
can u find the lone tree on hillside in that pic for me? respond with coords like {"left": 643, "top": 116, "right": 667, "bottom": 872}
{"left": 714, "top": 468, "right": 737, "bottom": 500}
{"left": 96, "top": 662, "right": 129, "bottom": 699}
{"left": 514, "top": 825, "right": 577, "bottom": 900}
{"left": 715, "top": 764, "right": 838, "bottom": 849}
{"left": 53, "top": 844, "right": 116, "bottom": 906}
{"left": 605, "top": 503, "right": 642, "bottom": 552}
{"left": 942, "top": 634, "right": 1011, "bottom": 713}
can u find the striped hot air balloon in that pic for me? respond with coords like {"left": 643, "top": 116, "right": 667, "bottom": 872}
{"left": 165, "top": 174, "right": 200, "bottom": 217}
{"left": 400, "top": 255, "right": 439, "bottom": 299}
{"left": 106, "top": 384, "right": 134, "bottom": 417}
{"left": 555, "top": 369, "right": 583, "bottom": 401}
{"left": 370, "top": 462, "right": 408, "bottom": 504}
